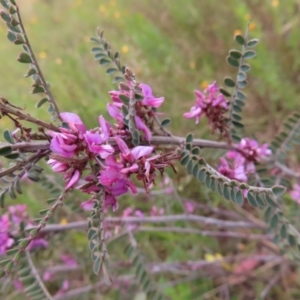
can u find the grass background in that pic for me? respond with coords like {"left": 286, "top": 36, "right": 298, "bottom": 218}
{"left": 1, "top": 0, "right": 300, "bottom": 299}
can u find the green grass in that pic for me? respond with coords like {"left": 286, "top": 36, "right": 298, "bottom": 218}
{"left": 1, "top": 0, "right": 300, "bottom": 299}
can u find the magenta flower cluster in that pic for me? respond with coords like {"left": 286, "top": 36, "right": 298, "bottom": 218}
{"left": 217, "top": 138, "right": 272, "bottom": 181}
{"left": 183, "top": 81, "right": 229, "bottom": 137}
{"left": 0, "top": 205, "right": 48, "bottom": 255}
{"left": 47, "top": 82, "right": 176, "bottom": 211}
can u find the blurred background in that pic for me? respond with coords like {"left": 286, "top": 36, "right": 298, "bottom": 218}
{"left": 1, "top": 0, "right": 300, "bottom": 299}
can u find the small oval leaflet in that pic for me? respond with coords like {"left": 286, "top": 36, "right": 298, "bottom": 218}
{"left": 229, "top": 49, "right": 242, "bottom": 59}
{"left": 236, "top": 90, "right": 247, "bottom": 100}
{"left": 0, "top": 10, "right": 10, "bottom": 22}
{"left": 36, "top": 97, "right": 48, "bottom": 108}
{"left": 161, "top": 119, "right": 171, "bottom": 127}
{"left": 237, "top": 72, "right": 247, "bottom": 82}
{"left": 224, "top": 77, "right": 235, "bottom": 88}
{"left": 247, "top": 38, "right": 259, "bottom": 48}
{"left": 271, "top": 185, "right": 286, "bottom": 197}
{"left": 226, "top": 55, "right": 239, "bottom": 68}
{"left": 270, "top": 214, "right": 279, "bottom": 228}
{"left": 0, "top": 0, "right": 9, "bottom": 9}
{"left": 219, "top": 88, "right": 231, "bottom": 97}
{"left": 106, "top": 68, "right": 118, "bottom": 75}
{"left": 234, "top": 34, "right": 245, "bottom": 45}
{"left": 99, "top": 58, "right": 111, "bottom": 65}
{"left": 31, "top": 85, "right": 45, "bottom": 94}
{"left": 186, "top": 133, "right": 194, "bottom": 143}
{"left": 7, "top": 31, "right": 16, "bottom": 43}
{"left": 17, "top": 52, "right": 32, "bottom": 64}
{"left": 240, "top": 64, "right": 251, "bottom": 72}
{"left": 235, "top": 190, "right": 244, "bottom": 205}
{"left": 232, "top": 120, "right": 244, "bottom": 129}
{"left": 3, "top": 129, "right": 14, "bottom": 144}
{"left": 238, "top": 80, "right": 247, "bottom": 89}
{"left": 243, "top": 50, "right": 256, "bottom": 60}
{"left": 247, "top": 192, "right": 258, "bottom": 207}
{"left": 0, "top": 145, "right": 12, "bottom": 156}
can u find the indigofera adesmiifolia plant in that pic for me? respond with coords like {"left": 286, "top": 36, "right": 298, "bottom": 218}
{"left": 1, "top": 1, "right": 300, "bottom": 299}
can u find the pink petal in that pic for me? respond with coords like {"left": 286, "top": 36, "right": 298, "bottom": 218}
{"left": 131, "top": 146, "right": 153, "bottom": 159}
{"left": 66, "top": 170, "right": 81, "bottom": 189}
{"left": 60, "top": 112, "right": 83, "bottom": 124}
{"left": 135, "top": 116, "right": 152, "bottom": 141}
{"left": 183, "top": 107, "right": 202, "bottom": 119}
{"left": 80, "top": 199, "right": 94, "bottom": 211}
{"left": 115, "top": 136, "right": 130, "bottom": 156}
{"left": 99, "top": 115, "right": 109, "bottom": 141}
{"left": 140, "top": 83, "right": 152, "bottom": 97}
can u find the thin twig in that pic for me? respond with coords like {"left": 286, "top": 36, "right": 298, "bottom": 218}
{"left": 53, "top": 275, "right": 134, "bottom": 300}
{"left": 41, "top": 214, "right": 260, "bottom": 233}
{"left": 138, "top": 226, "right": 271, "bottom": 240}
{"left": 15, "top": 5, "right": 62, "bottom": 120}
{"left": 25, "top": 250, "right": 53, "bottom": 300}
{"left": 259, "top": 266, "right": 286, "bottom": 299}
{"left": 0, "top": 150, "right": 49, "bottom": 178}
{"left": 0, "top": 98, "right": 59, "bottom": 131}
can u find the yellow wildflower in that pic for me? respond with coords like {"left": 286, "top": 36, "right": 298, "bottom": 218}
{"left": 200, "top": 80, "right": 209, "bottom": 90}
{"left": 99, "top": 5, "right": 106, "bottom": 13}
{"left": 39, "top": 51, "right": 47, "bottom": 59}
{"left": 272, "top": 0, "right": 279, "bottom": 7}
{"left": 114, "top": 11, "right": 120, "bottom": 19}
{"left": 233, "top": 29, "right": 242, "bottom": 36}
{"left": 121, "top": 45, "right": 129, "bottom": 54}
{"left": 249, "top": 22, "right": 256, "bottom": 31}
{"left": 55, "top": 58, "right": 63, "bottom": 65}
{"left": 60, "top": 218, "right": 68, "bottom": 225}
{"left": 244, "top": 13, "right": 251, "bottom": 21}
{"left": 29, "top": 17, "right": 38, "bottom": 25}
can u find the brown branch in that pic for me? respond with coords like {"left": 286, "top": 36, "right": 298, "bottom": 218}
{"left": 138, "top": 226, "right": 270, "bottom": 240}
{"left": 25, "top": 250, "right": 53, "bottom": 300}
{"left": 41, "top": 215, "right": 261, "bottom": 234}
{"left": 0, "top": 98, "right": 59, "bottom": 131}
{"left": 15, "top": 5, "right": 62, "bottom": 121}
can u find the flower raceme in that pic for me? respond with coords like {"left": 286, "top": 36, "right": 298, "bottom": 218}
{"left": 0, "top": 205, "right": 48, "bottom": 255}
{"left": 108, "top": 82, "right": 164, "bottom": 141}
{"left": 47, "top": 82, "right": 181, "bottom": 211}
{"left": 183, "top": 81, "right": 229, "bottom": 137}
{"left": 218, "top": 138, "right": 272, "bottom": 181}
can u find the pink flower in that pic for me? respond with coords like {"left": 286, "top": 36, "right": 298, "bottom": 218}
{"left": 60, "top": 112, "right": 87, "bottom": 134}
{"left": 80, "top": 198, "right": 95, "bottom": 210}
{"left": 48, "top": 158, "right": 82, "bottom": 190}
{"left": 48, "top": 112, "right": 87, "bottom": 157}
{"left": 291, "top": 184, "right": 300, "bottom": 204}
{"left": 185, "top": 201, "right": 195, "bottom": 213}
{"left": 98, "top": 136, "right": 154, "bottom": 210}
{"left": 150, "top": 206, "right": 164, "bottom": 216}
{"left": 218, "top": 157, "right": 247, "bottom": 182}
{"left": 135, "top": 115, "right": 152, "bottom": 141}
{"left": 61, "top": 254, "right": 77, "bottom": 266}
{"left": 183, "top": 81, "right": 229, "bottom": 137}
{"left": 65, "top": 169, "right": 81, "bottom": 189}
{"left": 140, "top": 83, "right": 164, "bottom": 108}
{"left": 107, "top": 103, "right": 123, "bottom": 122}
{"left": 84, "top": 132, "right": 114, "bottom": 158}
{"left": 55, "top": 280, "right": 70, "bottom": 296}
{"left": 0, "top": 215, "right": 14, "bottom": 255}
{"left": 28, "top": 238, "right": 48, "bottom": 250}
{"left": 226, "top": 138, "right": 272, "bottom": 174}
{"left": 8, "top": 204, "right": 27, "bottom": 224}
